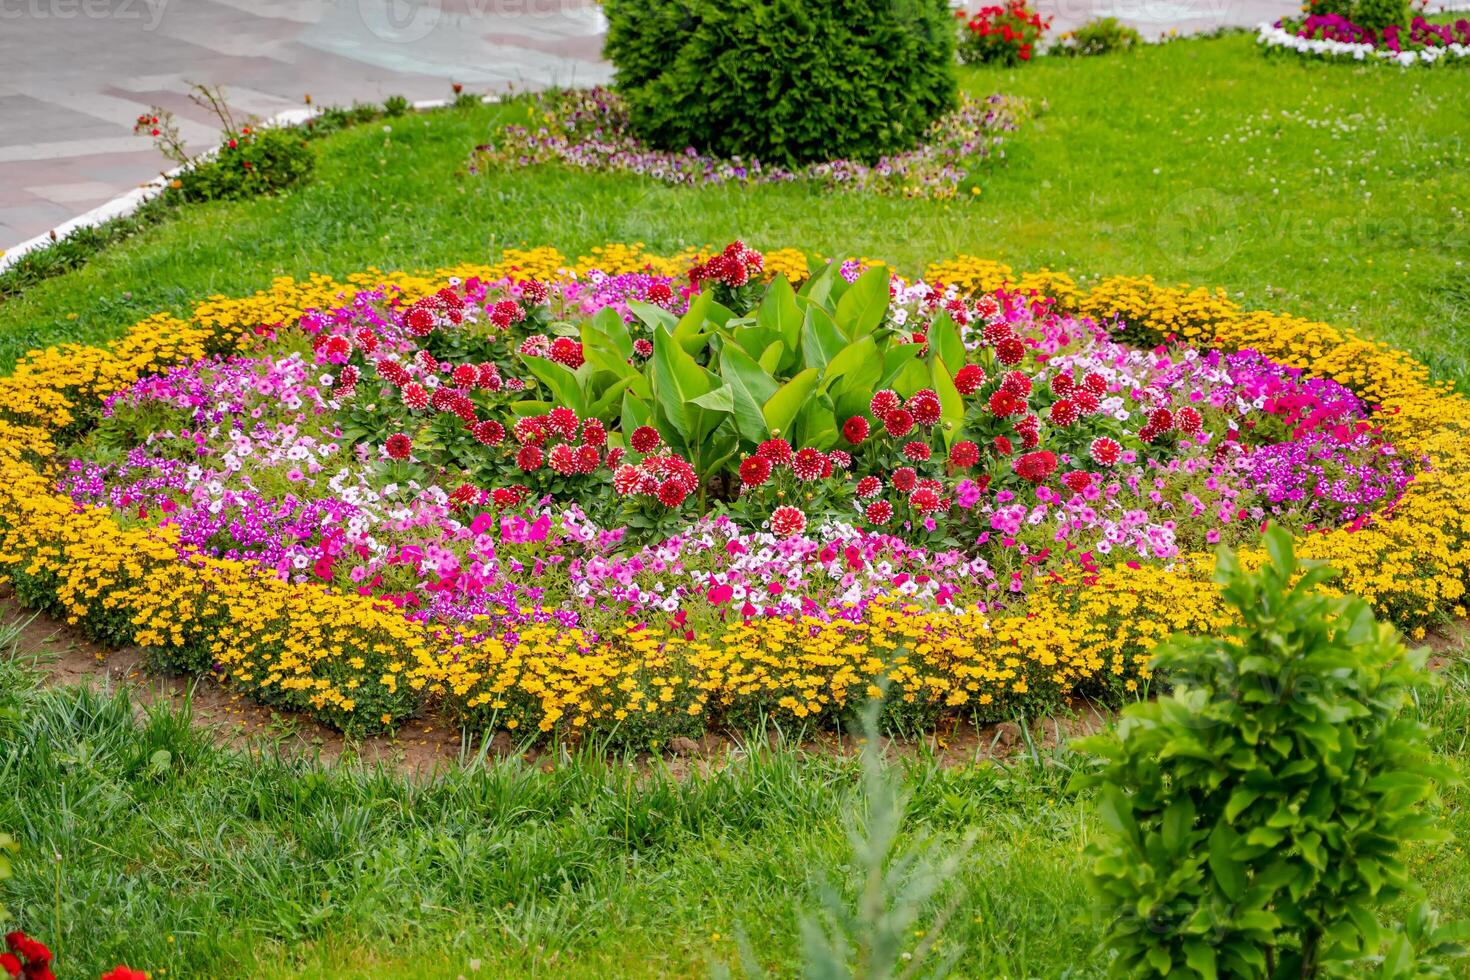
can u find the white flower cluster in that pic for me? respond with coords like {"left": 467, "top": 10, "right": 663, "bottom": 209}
{"left": 1255, "top": 22, "right": 1470, "bottom": 65}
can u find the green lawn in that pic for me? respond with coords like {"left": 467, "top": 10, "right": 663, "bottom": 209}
{"left": 4, "top": 30, "right": 1470, "bottom": 978}
{"left": 1, "top": 33, "right": 1467, "bottom": 380}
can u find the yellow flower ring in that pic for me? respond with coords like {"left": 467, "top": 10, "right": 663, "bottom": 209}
{"left": 1, "top": 245, "right": 1465, "bottom": 737}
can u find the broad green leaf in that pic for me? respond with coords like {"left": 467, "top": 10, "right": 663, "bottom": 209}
{"left": 620, "top": 391, "right": 651, "bottom": 438}
{"left": 1208, "top": 824, "right": 1246, "bottom": 901}
{"left": 691, "top": 385, "right": 735, "bottom": 412}
{"left": 802, "top": 306, "right": 847, "bottom": 371}
{"left": 521, "top": 356, "right": 586, "bottom": 417}
{"left": 1183, "top": 941, "right": 1218, "bottom": 980}
{"left": 929, "top": 309, "right": 966, "bottom": 373}
{"left": 931, "top": 359, "right": 965, "bottom": 449}
{"left": 720, "top": 344, "right": 778, "bottom": 444}
{"left": 625, "top": 299, "right": 678, "bottom": 335}
{"left": 820, "top": 336, "right": 881, "bottom": 397}
{"left": 758, "top": 340, "right": 786, "bottom": 375}
{"left": 879, "top": 343, "right": 922, "bottom": 390}
{"left": 757, "top": 274, "right": 803, "bottom": 354}
{"left": 833, "top": 265, "right": 891, "bottom": 339}
{"left": 763, "top": 368, "right": 819, "bottom": 438}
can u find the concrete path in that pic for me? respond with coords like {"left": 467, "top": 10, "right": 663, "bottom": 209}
{"left": 0, "top": 0, "right": 610, "bottom": 249}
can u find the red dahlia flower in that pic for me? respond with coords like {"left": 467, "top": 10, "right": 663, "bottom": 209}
{"left": 908, "top": 486, "right": 942, "bottom": 513}
{"left": 385, "top": 433, "right": 412, "bottom": 460}
{"left": 908, "top": 390, "right": 942, "bottom": 426}
{"left": 739, "top": 456, "right": 772, "bottom": 487}
{"left": 1089, "top": 436, "right": 1121, "bottom": 466}
{"left": 855, "top": 475, "right": 883, "bottom": 499}
{"left": 865, "top": 500, "right": 893, "bottom": 525}
{"left": 792, "top": 448, "right": 827, "bottom": 480}
{"left": 630, "top": 425, "right": 661, "bottom": 454}
{"left": 1049, "top": 399, "right": 1079, "bottom": 426}
{"left": 902, "top": 441, "right": 932, "bottom": 462}
{"left": 870, "top": 389, "right": 900, "bottom": 420}
{"left": 995, "top": 338, "right": 1026, "bottom": 365}
{"left": 1013, "top": 450, "right": 1057, "bottom": 484}
{"left": 884, "top": 409, "right": 915, "bottom": 438}
{"left": 658, "top": 479, "right": 688, "bottom": 507}
{"left": 1175, "top": 406, "right": 1203, "bottom": 434}
{"left": 842, "top": 415, "right": 870, "bottom": 445}
{"left": 949, "top": 440, "right": 980, "bottom": 468}
{"left": 472, "top": 420, "right": 506, "bottom": 446}
{"left": 452, "top": 364, "right": 479, "bottom": 387}
{"left": 955, "top": 364, "right": 985, "bottom": 394}
{"left": 769, "top": 505, "right": 806, "bottom": 537}
{"left": 549, "top": 337, "right": 585, "bottom": 369}
{"left": 893, "top": 467, "right": 918, "bottom": 492}
{"left": 548, "top": 444, "right": 578, "bottom": 475}
{"left": 547, "top": 406, "right": 579, "bottom": 437}
{"left": 757, "top": 438, "right": 793, "bottom": 465}
{"left": 516, "top": 445, "right": 544, "bottom": 471}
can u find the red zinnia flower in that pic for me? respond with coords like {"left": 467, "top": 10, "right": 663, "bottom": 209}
{"left": 739, "top": 455, "right": 772, "bottom": 487}
{"left": 385, "top": 433, "right": 412, "bottom": 460}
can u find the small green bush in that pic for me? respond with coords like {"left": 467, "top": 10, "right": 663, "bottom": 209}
{"left": 604, "top": 0, "right": 958, "bottom": 168}
{"left": 1354, "top": 0, "right": 1410, "bottom": 33}
{"left": 1076, "top": 525, "right": 1465, "bottom": 978}
{"left": 1059, "top": 17, "right": 1142, "bottom": 56}
{"left": 175, "top": 127, "right": 314, "bottom": 203}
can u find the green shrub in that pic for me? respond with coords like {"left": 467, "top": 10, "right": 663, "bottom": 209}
{"left": 1076, "top": 525, "right": 1464, "bottom": 978}
{"left": 604, "top": 0, "right": 958, "bottom": 168}
{"left": 1059, "top": 17, "right": 1142, "bottom": 56}
{"left": 175, "top": 127, "right": 314, "bottom": 203}
{"left": 1354, "top": 0, "right": 1410, "bottom": 33}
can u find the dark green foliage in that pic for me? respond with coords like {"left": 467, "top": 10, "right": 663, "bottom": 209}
{"left": 174, "top": 128, "right": 315, "bottom": 203}
{"left": 1076, "top": 526, "right": 1465, "bottom": 978}
{"left": 1354, "top": 0, "right": 1411, "bottom": 33}
{"left": 604, "top": 0, "right": 958, "bottom": 167}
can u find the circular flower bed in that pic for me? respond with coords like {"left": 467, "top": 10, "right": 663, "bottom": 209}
{"left": 1, "top": 243, "right": 1467, "bottom": 742}
{"left": 1258, "top": 15, "right": 1470, "bottom": 65}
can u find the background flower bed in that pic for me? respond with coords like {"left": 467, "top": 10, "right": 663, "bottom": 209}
{"left": 1, "top": 245, "right": 1466, "bottom": 741}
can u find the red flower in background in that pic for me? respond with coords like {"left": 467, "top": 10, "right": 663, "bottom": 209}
{"left": 385, "top": 434, "right": 412, "bottom": 460}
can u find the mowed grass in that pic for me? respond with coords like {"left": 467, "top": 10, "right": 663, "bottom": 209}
{"left": 3, "top": 638, "right": 1470, "bottom": 978}
{"left": 0, "top": 33, "right": 1467, "bottom": 379}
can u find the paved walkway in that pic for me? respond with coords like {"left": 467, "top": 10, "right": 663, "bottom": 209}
{"left": 0, "top": 0, "right": 610, "bottom": 249}
{"left": 0, "top": 0, "right": 1336, "bottom": 251}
